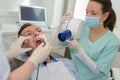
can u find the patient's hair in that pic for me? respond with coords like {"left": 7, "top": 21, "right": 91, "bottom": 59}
{"left": 18, "top": 23, "right": 42, "bottom": 37}
{"left": 18, "top": 23, "right": 33, "bottom": 37}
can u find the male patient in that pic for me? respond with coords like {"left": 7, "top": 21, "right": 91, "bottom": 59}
{"left": 10, "top": 23, "right": 80, "bottom": 80}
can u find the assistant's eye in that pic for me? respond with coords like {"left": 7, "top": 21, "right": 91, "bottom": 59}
{"left": 91, "top": 11, "right": 97, "bottom": 15}
{"left": 92, "top": 13, "right": 97, "bottom": 15}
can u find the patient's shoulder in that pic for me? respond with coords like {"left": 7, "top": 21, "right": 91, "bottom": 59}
{"left": 56, "top": 58, "right": 74, "bottom": 67}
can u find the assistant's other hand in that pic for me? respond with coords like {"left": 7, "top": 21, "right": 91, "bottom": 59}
{"left": 6, "top": 36, "right": 32, "bottom": 59}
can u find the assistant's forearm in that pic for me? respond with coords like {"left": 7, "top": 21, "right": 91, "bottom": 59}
{"left": 76, "top": 50, "right": 100, "bottom": 74}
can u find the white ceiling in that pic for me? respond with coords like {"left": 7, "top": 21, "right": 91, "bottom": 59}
{"left": 0, "top": 0, "right": 23, "bottom": 12}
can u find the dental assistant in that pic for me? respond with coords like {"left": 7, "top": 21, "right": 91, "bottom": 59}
{"left": 64, "top": 0, "right": 120, "bottom": 80}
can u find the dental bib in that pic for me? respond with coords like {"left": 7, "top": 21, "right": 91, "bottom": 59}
{"left": 34, "top": 61, "right": 76, "bottom": 80}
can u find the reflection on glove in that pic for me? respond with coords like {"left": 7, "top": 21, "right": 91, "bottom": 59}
{"left": 66, "top": 39, "right": 83, "bottom": 53}
{"left": 28, "top": 39, "right": 51, "bottom": 67}
{"left": 6, "top": 36, "right": 32, "bottom": 59}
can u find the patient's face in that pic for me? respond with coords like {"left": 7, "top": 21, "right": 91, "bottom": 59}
{"left": 21, "top": 25, "right": 44, "bottom": 51}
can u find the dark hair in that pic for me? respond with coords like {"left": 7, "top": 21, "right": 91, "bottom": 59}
{"left": 90, "top": 0, "right": 116, "bottom": 31}
{"left": 18, "top": 23, "right": 33, "bottom": 37}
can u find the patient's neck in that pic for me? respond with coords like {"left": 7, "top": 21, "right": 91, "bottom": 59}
{"left": 45, "top": 56, "right": 51, "bottom": 63}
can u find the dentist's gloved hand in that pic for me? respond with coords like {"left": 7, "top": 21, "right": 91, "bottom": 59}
{"left": 66, "top": 39, "right": 83, "bottom": 53}
{"left": 28, "top": 38, "right": 51, "bottom": 67}
{"left": 6, "top": 36, "right": 32, "bottom": 59}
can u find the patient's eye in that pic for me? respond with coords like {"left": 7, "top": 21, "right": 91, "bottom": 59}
{"left": 38, "top": 29, "right": 42, "bottom": 33}
{"left": 36, "top": 28, "right": 42, "bottom": 33}
{"left": 24, "top": 31, "right": 33, "bottom": 36}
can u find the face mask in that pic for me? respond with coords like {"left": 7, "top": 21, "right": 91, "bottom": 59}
{"left": 85, "top": 16, "right": 100, "bottom": 28}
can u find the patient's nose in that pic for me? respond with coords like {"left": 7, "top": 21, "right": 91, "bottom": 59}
{"left": 35, "top": 32, "right": 39, "bottom": 37}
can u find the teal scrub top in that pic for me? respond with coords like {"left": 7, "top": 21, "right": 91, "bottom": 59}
{"left": 69, "top": 27, "right": 120, "bottom": 80}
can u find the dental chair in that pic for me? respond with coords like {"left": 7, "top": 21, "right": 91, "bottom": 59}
{"left": 111, "top": 68, "right": 120, "bottom": 80}
{"left": 110, "top": 50, "right": 120, "bottom": 80}
{"left": 50, "top": 52, "right": 64, "bottom": 58}
{"left": 51, "top": 47, "right": 72, "bottom": 59}
{"left": 64, "top": 47, "right": 71, "bottom": 59}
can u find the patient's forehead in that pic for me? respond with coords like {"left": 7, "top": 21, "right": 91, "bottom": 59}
{"left": 21, "top": 26, "right": 42, "bottom": 35}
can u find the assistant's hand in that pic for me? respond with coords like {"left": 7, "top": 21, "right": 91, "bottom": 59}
{"left": 66, "top": 39, "right": 83, "bottom": 53}
{"left": 28, "top": 36, "right": 51, "bottom": 67}
{"left": 6, "top": 36, "right": 32, "bottom": 59}
{"left": 60, "top": 13, "right": 72, "bottom": 25}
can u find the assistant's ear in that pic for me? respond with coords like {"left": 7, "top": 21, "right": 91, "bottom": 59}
{"left": 103, "top": 12, "right": 109, "bottom": 21}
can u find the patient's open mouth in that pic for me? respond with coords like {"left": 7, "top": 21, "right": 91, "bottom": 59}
{"left": 36, "top": 38, "right": 43, "bottom": 46}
